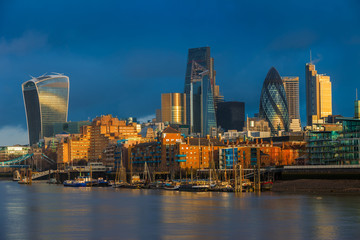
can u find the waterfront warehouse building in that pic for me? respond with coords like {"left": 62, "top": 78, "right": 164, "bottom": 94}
{"left": 22, "top": 74, "right": 69, "bottom": 146}
{"left": 161, "top": 93, "right": 186, "bottom": 125}
{"left": 305, "top": 62, "right": 332, "bottom": 126}
{"left": 259, "top": 67, "right": 290, "bottom": 135}
{"left": 216, "top": 101, "right": 245, "bottom": 131}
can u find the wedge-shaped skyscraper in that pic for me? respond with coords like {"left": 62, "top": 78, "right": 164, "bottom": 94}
{"left": 184, "top": 47, "right": 218, "bottom": 136}
{"left": 22, "top": 74, "right": 69, "bottom": 145}
{"left": 259, "top": 67, "right": 289, "bottom": 135}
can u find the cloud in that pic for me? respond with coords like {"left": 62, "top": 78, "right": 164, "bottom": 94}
{"left": 0, "top": 126, "right": 28, "bottom": 146}
{"left": 137, "top": 114, "right": 155, "bottom": 123}
{"left": 269, "top": 30, "right": 318, "bottom": 51}
{"left": 0, "top": 31, "right": 48, "bottom": 55}
{"left": 311, "top": 53, "right": 323, "bottom": 64}
{"left": 121, "top": 49, "right": 184, "bottom": 80}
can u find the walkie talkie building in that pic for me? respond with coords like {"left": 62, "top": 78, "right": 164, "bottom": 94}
{"left": 22, "top": 74, "right": 69, "bottom": 145}
{"left": 259, "top": 67, "right": 289, "bottom": 135}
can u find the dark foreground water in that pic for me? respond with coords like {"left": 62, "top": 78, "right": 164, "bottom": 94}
{"left": 1, "top": 181, "right": 360, "bottom": 240}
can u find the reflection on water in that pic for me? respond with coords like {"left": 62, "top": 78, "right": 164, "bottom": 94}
{"left": 0, "top": 181, "right": 360, "bottom": 240}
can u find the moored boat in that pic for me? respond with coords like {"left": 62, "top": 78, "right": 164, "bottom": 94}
{"left": 261, "top": 181, "right": 273, "bottom": 191}
{"left": 63, "top": 176, "right": 96, "bottom": 187}
{"left": 96, "top": 178, "right": 110, "bottom": 187}
{"left": 18, "top": 177, "right": 31, "bottom": 184}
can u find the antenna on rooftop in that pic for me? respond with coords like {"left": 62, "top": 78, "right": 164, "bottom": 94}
{"left": 310, "top": 49, "right": 312, "bottom": 64}
{"left": 356, "top": 88, "right": 358, "bottom": 101}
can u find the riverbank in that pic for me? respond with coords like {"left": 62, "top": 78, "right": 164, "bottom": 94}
{"left": 273, "top": 179, "right": 360, "bottom": 194}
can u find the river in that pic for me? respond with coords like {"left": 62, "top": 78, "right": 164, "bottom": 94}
{"left": 0, "top": 181, "right": 360, "bottom": 240}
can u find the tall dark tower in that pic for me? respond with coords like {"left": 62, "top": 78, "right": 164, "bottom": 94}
{"left": 216, "top": 102, "right": 245, "bottom": 131}
{"left": 184, "top": 47, "right": 217, "bottom": 136}
{"left": 259, "top": 67, "right": 289, "bottom": 135}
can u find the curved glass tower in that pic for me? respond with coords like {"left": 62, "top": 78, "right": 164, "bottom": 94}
{"left": 22, "top": 74, "right": 69, "bottom": 145}
{"left": 259, "top": 67, "right": 289, "bottom": 135}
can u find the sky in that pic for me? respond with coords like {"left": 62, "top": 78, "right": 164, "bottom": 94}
{"left": 0, "top": 0, "right": 359, "bottom": 145}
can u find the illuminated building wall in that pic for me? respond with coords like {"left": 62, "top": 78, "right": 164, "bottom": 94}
{"left": 161, "top": 93, "right": 186, "bottom": 124}
{"left": 306, "top": 63, "right": 332, "bottom": 125}
{"left": 56, "top": 115, "right": 141, "bottom": 164}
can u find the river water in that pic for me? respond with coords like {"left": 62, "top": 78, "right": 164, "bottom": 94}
{"left": 1, "top": 181, "right": 360, "bottom": 240}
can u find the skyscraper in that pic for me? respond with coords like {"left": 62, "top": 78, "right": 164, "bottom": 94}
{"left": 306, "top": 62, "right": 332, "bottom": 125}
{"left": 282, "top": 76, "right": 301, "bottom": 132}
{"left": 216, "top": 101, "right": 245, "bottom": 131}
{"left": 259, "top": 67, "right": 290, "bottom": 135}
{"left": 22, "top": 74, "right": 69, "bottom": 145}
{"left": 184, "top": 47, "right": 218, "bottom": 135}
{"left": 282, "top": 77, "right": 300, "bottom": 120}
{"left": 161, "top": 93, "right": 186, "bottom": 124}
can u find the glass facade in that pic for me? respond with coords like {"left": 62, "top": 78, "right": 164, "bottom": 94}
{"left": 184, "top": 47, "right": 219, "bottom": 135}
{"left": 307, "top": 131, "right": 339, "bottom": 164}
{"left": 259, "top": 67, "right": 289, "bottom": 135}
{"left": 201, "top": 75, "right": 217, "bottom": 136}
{"left": 307, "top": 118, "right": 360, "bottom": 165}
{"left": 355, "top": 100, "right": 360, "bottom": 119}
{"left": 22, "top": 74, "right": 69, "bottom": 145}
{"left": 216, "top": 101, "right": 245, "bottom": 131}
{"left": 184, "top": 47, "right": 211, "bottom": 128}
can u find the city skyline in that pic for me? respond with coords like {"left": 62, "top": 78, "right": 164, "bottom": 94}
{"left": 0, "top": 0, "right": 360, "bottom": 145}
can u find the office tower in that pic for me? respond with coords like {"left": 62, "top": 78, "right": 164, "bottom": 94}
{"left": 216, "top": 101, "right": 245, "bottom": 131}
{"left": 213, "top": 82, "right": 224, "bottom": 110}
{"left": 282, "top": 76, "right": 301, "bottom": 132}
{"left": 22, "top": 73, "right": 69, "bottom": 145}
{"left": 161, "top": 93, "right": 186, "bottom": 124}
{"left": 184, "top": 47, "right": 219, "bottom": 135}
{"left": 282, "top": 77, "right": 300, "bottom": 120}
{"left": 188, "top": 67, "right": 217, "bottom": 136}
{"left": 259, "top": 67, "right": 290, "bottom": 135}
{"left": 155, "top": 109, "right": 162, "bottom": 122}
{"left": 306, "top": 61, "right": 332, "bottom": 126}
{"left": 200, "top": 74, "right": 217, "bottom": 136}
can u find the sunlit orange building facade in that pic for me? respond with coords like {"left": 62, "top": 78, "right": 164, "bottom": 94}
{"left": 57, "top": 115, "right": 140, "bottom": 165}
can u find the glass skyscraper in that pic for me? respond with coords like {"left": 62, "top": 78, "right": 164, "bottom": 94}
{"left": 184, "top": 47, "right": 218, "bottom": 136}
{"left": 22, "top": 74, "right": 69, "bottom": 145}
{"left": 259, "top": 67, "right": 289, "bottom": 135}
{"left": 201, "top": 75, "right": 217, "bottom": 136}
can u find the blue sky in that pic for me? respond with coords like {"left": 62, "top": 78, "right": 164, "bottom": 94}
{"left": 0, "top": 0, "right": 360, "bottom": 145}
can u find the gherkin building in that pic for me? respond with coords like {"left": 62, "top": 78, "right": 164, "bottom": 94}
{"left": 259, "top": 67, "right": 289, "bottom": 135}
